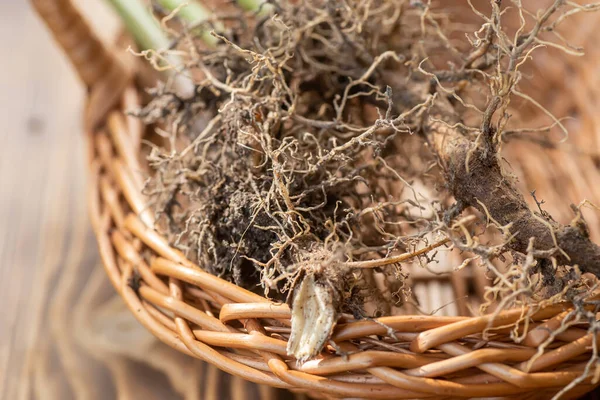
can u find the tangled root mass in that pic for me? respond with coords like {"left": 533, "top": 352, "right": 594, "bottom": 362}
{"left": 142, "top": 0, "right": 433, "bottom": 302}
{"left": 137, "top": 0, "right": 600, "bottom": 362}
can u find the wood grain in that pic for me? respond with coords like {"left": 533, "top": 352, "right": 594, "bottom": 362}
{"left": 0, "top": 1, "right": 116, "bottom": 398}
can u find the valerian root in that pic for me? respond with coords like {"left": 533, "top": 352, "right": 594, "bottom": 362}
{"left": 134, "top": 0, "right": 600, "bottom": 366}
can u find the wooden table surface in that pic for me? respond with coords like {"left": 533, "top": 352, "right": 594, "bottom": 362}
{"left": 1, "top": 1, "right": 115, "bottom": 398}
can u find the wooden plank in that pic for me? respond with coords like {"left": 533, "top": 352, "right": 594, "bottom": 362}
{"left": 0, "top": 2, "right": 119, "bottom": 398}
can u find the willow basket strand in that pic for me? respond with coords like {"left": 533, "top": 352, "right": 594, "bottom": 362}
{"left": 32, "top": 0, "right": 600, "bottom": 398}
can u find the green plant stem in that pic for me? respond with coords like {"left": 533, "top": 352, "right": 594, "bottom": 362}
{"left": 107, "top": 0, "right": 170, "bottom": 52}
{"left": 236, "top": 0, "right": 269, "bottom": 13}
{"left": 155, "top": 0, "right": 219, "bottom": 46}
{"left": 106, "top": 0, "right": 271, "bottom": 96}
{"left": 106, "top": 0, "right": 218, "bottom": 97}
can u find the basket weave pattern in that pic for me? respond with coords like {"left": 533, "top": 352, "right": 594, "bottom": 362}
{"left": 32, "top": 0, "right": 600, "bottom": 398}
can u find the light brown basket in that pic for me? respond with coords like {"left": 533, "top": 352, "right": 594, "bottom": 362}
{"left": 32, "top": 0, "right": 600, "bottom": 398}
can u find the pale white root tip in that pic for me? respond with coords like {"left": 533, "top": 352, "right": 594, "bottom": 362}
{"left": 286, "top": 274, "right": 337, "bottom": 363}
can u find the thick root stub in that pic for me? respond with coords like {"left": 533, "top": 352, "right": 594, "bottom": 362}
{"left": 287, "top": 274, "right": 340, "bottom": 362}
{"left": 429, "top": 119, "right": 600, "bottom": 276}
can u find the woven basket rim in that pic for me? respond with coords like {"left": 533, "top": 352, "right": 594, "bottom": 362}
{"left": 88, "top": 112, "right": 600, "bottom": 397}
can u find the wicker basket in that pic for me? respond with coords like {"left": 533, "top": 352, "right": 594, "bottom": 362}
{"left": 32, "top": 0, "right": 600, "bottom": 398}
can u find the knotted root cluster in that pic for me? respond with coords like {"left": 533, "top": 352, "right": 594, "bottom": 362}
{"left": 135, "top": 0, "right": 600, "bottom": 363}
